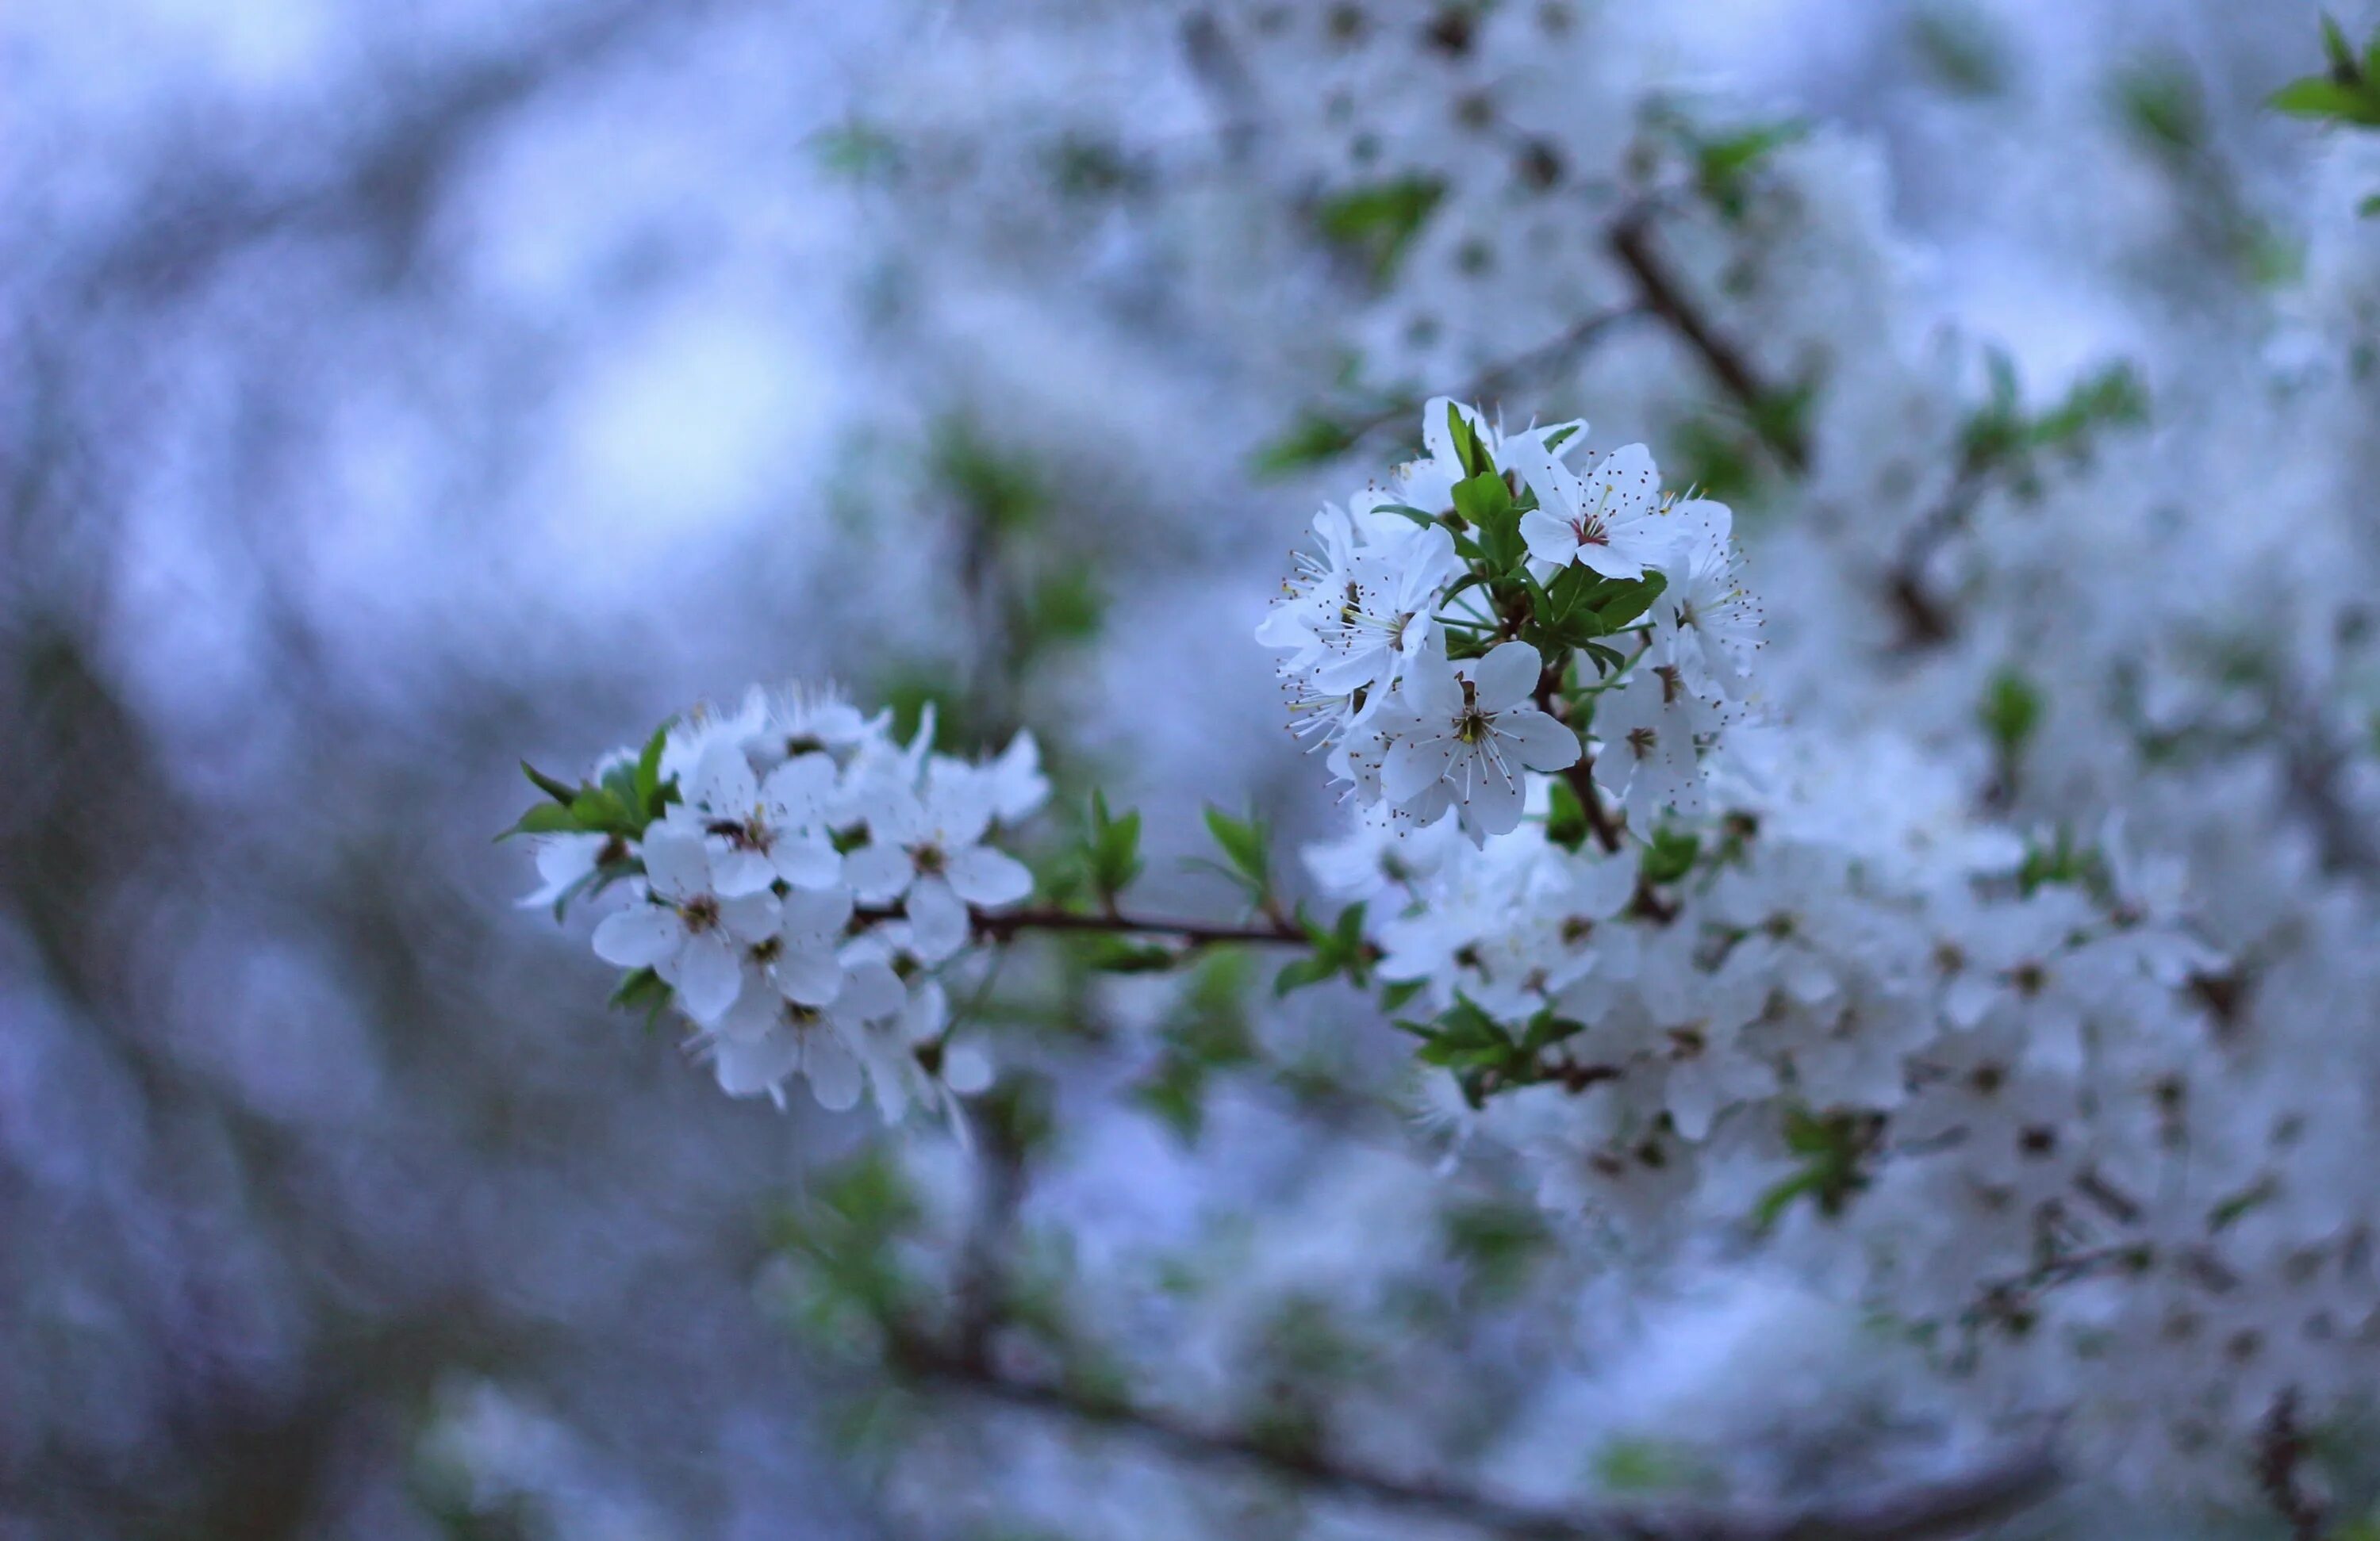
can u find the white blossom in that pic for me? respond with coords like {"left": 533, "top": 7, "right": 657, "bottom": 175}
{"left": 1375, "top": 639, "right": 1580, "bottom": 842}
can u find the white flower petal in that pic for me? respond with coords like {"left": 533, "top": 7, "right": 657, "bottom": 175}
{"left": 842, "top": 842, "right": 914, "bottom": 903}
{"left": 1463, "top": 761, "right": 1526, "bottom": 838}
{"left": 941, "top": 1042, "right": 994, "bottom": 1095}
{"left": 945, "top": 845, "right": 1032, "bottom": 907}
{"left": 770, "top": 836, "right": 843, "bottom": 891}
{"left": 591, "top": 905, "right": 680, "bottom": 968}
{"left": 1583, "top": 443, "right": 1660, "bottom": 521}
{"left": 801, "top": 1030, "right": 866, "bottom": 1112}
{"left": 674, "top": 933, "right": 744, "bottom": 1023}
{"left": 639, "top": 826, "right": 712, "bottom": 903}
{"left": 1518, "top": 508, "right": 1581, "bottom": 566}
{"left": 905, "top": 876, "right": 970, "bottom": 962}
{"left": 833, "top": 960, "right": 908, "bottom": 1024}
{"left": 1495, "top": 707, "right": 1581, "bottom": 772}
{"left": 780, "top": 884, "right": 855, "bottom": 939}
{"left": 1469, "top": 641, "right": 1543, "bottom": 711}
{"left": 709, "top": 845, "right": 777, "bottom": 899}
{"left": 691, "top": 739, "right": 758, "bottom": 815}
{"left": 760, "top": 752, "right": 837, "bottom": 817}
{"left": 718, "top": 891, "right": 780, "bottom": 942}
{"left": 1382, "top": 735, "right": 1456, "bottom": 806}
{"left": 712, "top": 1032, "right": 800, "bottom": 1098}
{"left": 771, "top": 947, "right": 845, "bottom": 1007}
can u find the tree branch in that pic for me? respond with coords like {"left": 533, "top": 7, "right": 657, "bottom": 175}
{"left": 858, "top": 902, "right": 1307, "bottom": 949}
{"left": 890, "top": 1331, "right": 2059, "bottom": 1541}
{"left": 1330, "top": 305, "right": 1647, "bottom": 454}
{"left": 1605, "top": 210, "right": 1809, "bottom": 476}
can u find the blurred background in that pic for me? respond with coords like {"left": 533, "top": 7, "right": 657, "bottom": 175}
{"left": 2, "top": 0, "right": 2372, "bottom": 1535}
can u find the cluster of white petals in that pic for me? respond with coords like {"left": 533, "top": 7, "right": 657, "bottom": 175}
{"left": 1261, "top": 399, "right": 1755, "bottom": 843}
{"left": 1273, "top": 399, "right": 2380, "bottom": 1496}
{"left": 525, "top": 686, "right": 1046, "bottom": 1119}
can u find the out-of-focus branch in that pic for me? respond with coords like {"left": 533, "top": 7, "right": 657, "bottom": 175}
{"left": 1337, "top": 304, "right": 1648, "bottom": 450}
{"left": 2274, "top": 691, "right": 2380, "bottom": 879}
{"left": 858, "top": 902, "right": 1306, "bottom": 949}
{"left": 63, "top": 0, "right": 693, "bottom": 303}
{"left": 889, "top": 1327, "right": 2059, "bottom": 1541}
{"left": 1605, "top": 209, "right": 1808, "bottom": 476}
{"left": 1881, "top": 448, "right": 1990, "bottom": 650}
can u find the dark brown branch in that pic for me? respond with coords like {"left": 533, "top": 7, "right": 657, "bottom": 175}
{"left": 890, "top": 1331, "right": 2059, "bottom": 1541}
{"left": 854, "top": 901, "right": 1304, "bottom": 949}
{"left": 969, "top": 903, "right": 1306, "bottom": 948}
{"left": 1879, "top": 441, "right": 2002, "bottom": 650}
{"left": 2255, "top": 1391, "right": 2332, "bottom": 1541}
{"left": 1606, "top": 211, "right": 1808, "bottom": 476}
{"left": 1335, "top": 304, "right": 1648, "bottom": 451}
{"left": 2274, "top": 693, "right": 2380, "bottom": 880}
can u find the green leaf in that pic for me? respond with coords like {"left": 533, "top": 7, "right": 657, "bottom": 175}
{"left": 633, "top": 724, "right": 670, "bottom": 818}
{"left": 1755, "top": 1109, "right": 1878, "bottom": 1229}
{"left": 1276, "top": 902, "right": 1371, "bottom": 995}
{"left": 1517, "top": 1007, "right": 1585, "bottom": 1053}
{"left": 1027, "top": 562, "right": 1105, "bottom": 646}
{"left": 1690, "top": 118, "right": 1808, "bottom": 220}
{"left": 814, "top": 120, "right": 902, "bottom": 182}
{"left": 1273, "top": 955, "right": 1342, "bottom": 996}
{"left": 570, "top": 786, "right": 639, "bottom": 837}
{"left": 1134, "top": 1054, "right": 1211, "bottom": 1143}
{"left": 2360, "top": 192, "right": 2380, "bottom": 218}
{"left": 2117, "top": 59, "right": 2206, "bottom": 157}
{"left": 608, "top": 964, "right": 672, "bottom": 1030}
{"left": 1081, "top": 937, "right": 1180, "bottom": 973}
{"left": 1908, "top": 2, "right": 2010, "bottom": 99}
{"left": 1315, "top": 175, "right": 1446, "bottom": 286}
{"left": 1202, "top": 806, "right": 1273, "bottom": 899}
{"left": 1085, "top": 790, "right": 1144, "bottom": 902}
{"left": 1452, "top": 470, "right": 1520, "bottom": 572}
{"left": 2268, "top": 75, "right": 2380, "bottom": 125}
{"left": 500, "top": 802, "right": 585, "bottom": 841}
{"left": 1445, "top": 401, "right": 1491, "bottom": 479}
{"left": 522, "top": 760, "right": 578, "bottom": 804}
{"left": 1380, "top": 979, "right": 1426, "bottom": 1012}
{"left": 1592, "top": 570, "right": 1667, "bottom": 632}
{"left": 1545, "top": 776, "right": 1590, "bottom": 853}
{"left": 1980, "top": 667, "right": 2042, "bottom": 757}
{"left": 2323, "top": 12, "right": 2358, "bottom": 77}
{"left": 1138, "top": 956, "right": 1257, "bottom": 1141}
{"left": 932, "top": 417, "right": 1046, "bottom": 534}
{"left": 1253, "top": 410, "right": 1358, "bottom": 477}
{"left": 1412, "top": 997, "right": 1513, "bottom": 1068}
{"left": 1441, "top": 1198, "right": 1552, "bottom": 1298}
{"left": 1640, "top": 827, "right": 1699, "bottom": 885}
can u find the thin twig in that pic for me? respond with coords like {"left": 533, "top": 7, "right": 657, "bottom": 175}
{"left": 1605, "top": 210, "right": 1808, "bottom": 476}
{"left": 1335, "top": 304, "right": 1648, "bottom": 451}
{"left": 891, "top": 1330, "right": 2059, "bottom": 1541}
{"left": 854, "top": 902, "right": 1303, "bottom": 949}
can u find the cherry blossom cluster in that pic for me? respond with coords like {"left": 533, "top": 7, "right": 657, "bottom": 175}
{"left": 1269, "top": 399, "right": 2380, "bottom": 1499}
{"left": 516, "top": 687, "right": 1046, "bottom": 1119}
{"left": 1260, "top": 398, "right": 1760, "bottom": 844}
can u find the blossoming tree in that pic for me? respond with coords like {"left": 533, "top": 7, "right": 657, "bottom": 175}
{"left": 505, "top": 10, "right": 2380, "bottom": 1539}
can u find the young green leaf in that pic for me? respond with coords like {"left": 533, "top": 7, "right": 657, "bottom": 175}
{"left": 499, "top": 802, "right": 585, "bottom": 841}
{"left": 1085, "top": 791, "right": 1145, "bottom": 903}
{"left": 2269, "top": 75, "right": 2380, "bottom": 125}
{"left": 608, "top": 965, "right": 673, "bottom": 1031}
{"left": 1315, "top": 175, "right": 1447, "bottom": 286}
{"left": 1253, "top": 410, "right": 1358, "bottom": 477}
{"left": 1202, "top": 806, "right": 1273, "bottom": 899}
{"left": 522, "top": 760, "right": 579, "bottom": 804}
{"left": 632, "top": 723, "right": 670, "bottom": 819}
